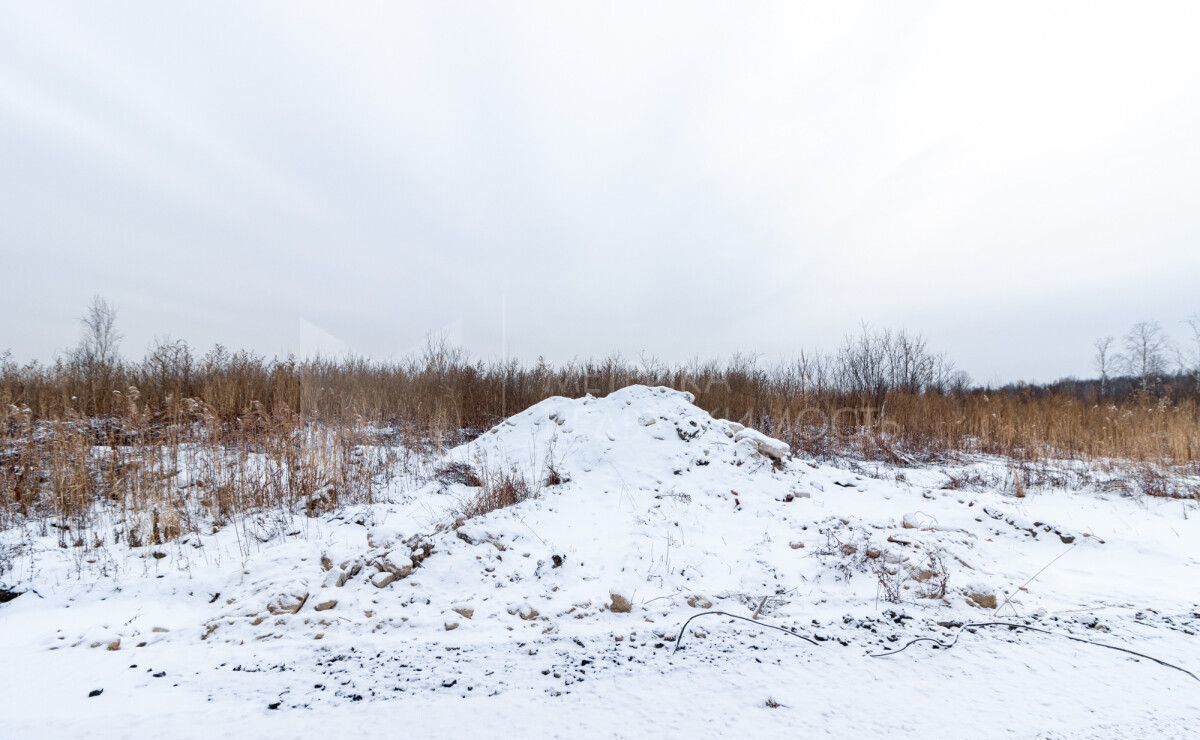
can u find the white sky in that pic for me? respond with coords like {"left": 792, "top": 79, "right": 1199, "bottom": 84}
{"left": 2, "top": 1, "right": 1198, "bottom": 383}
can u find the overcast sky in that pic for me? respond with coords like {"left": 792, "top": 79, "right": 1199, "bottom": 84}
{"left": 2, "top": 1, "right": 1198, "bottom": 384}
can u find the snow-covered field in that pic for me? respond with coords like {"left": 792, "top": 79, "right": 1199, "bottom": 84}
{"left": 3, "top": 386, "right": 1198, "bottom": 738}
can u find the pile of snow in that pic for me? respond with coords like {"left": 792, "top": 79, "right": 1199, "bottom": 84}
{"left": 198, "top": 386, "right": 805, "bottom": 644}
{"left": 461, "top": 384, "right": 792, "bottom": 495}
{"left": 191, "top": 385, "right": 1176, "bottom": 647}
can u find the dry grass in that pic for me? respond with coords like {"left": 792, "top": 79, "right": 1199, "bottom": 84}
{"left": 461, "top": 468, "right": 533, "bottom": 520}
{"left": 5, "top": 347, "right": 1197, "bottom": 465}
{"left": 2, "top": 336, "right": 1198, "bottom": 551}
{"left": 0, "top": 393, "right": 399, "bottom": 550}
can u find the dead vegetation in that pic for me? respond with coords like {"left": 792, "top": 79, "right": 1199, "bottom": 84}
{"left": 5, "top": 327, "right": 1198, "bottom": 469}
{"left": 0, "top": 394, "right": 400, "bottom": 553}
{"left": 461, "top": 468, "right": 533, "bottom": 519}
{"left": 2, "top": 323, "right": 1198, "bottom": 551}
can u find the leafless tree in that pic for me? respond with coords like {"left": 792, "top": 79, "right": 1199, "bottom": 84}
{"left": 946, "top": 369, "right": 972, "bottom": 394}
{"left": 838, "top": 325, "right": 892, "bottom": 406}
{"left": 77, "top": 294, "right": 123, "bottom": 371}
{"left": 1093, "top": 336, "right": 1116, "bottom": 397}
{"left": 887, "top": 330, "right": 934, "bottom": 393}
{"left": 836, "top": 325, "right": 954, "bottom": 406}
{"left": 144, "top": 336, "right": 193, "bottom": 398}
{"left": 1122, "top": 321, "right": 1171, "bottom": 393}
{"left": 1184, "top": 313, "right": 1200, "bottom": 390}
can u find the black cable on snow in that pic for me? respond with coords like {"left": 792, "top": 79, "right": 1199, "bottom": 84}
{"left": 870, "top": 620, "right": 1199, "bottom": 683}
{"left": 672, "top": 611, "right": 1198, "bottom": 684}
{"left": 672, "top": 610, "right": 820, "bottom": 654}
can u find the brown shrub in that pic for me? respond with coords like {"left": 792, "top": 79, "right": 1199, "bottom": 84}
{"left": 461, "top": 469, "right": 531, "bottom": 519}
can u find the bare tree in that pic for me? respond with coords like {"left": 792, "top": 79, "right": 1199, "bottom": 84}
{"left": 838, "top": 325, "right": 892, "bottom": 406}
{"left": 1092, "top": 336, "right": 1116, "bottom": 397}
{"left": 887, "top": 329, "right": 934, "bottom": 393}
{"left": 78, "top": 295, "right": 123, "bottom": 371}
{"left": 836, "top": 325, "right": 953, "bottom": 406}
{"left": 1122, "top": 321, "right": 1171, "bottom": 393}
{"left": 144, "top": 336, "right": 192, "bottom": 398}
{"left": 946, "top": 369, "right": 972, "bottom": 394}
{"left": 1185, "top": 313, "right": 1200, "bottom": 391}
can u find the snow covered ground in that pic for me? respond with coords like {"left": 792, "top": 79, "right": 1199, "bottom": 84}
{"left": 3, "top": 386, "right": 1198, "bottom": 738}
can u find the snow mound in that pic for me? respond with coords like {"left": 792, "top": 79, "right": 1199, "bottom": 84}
{"left": 196, "top": 386, "right": 806, "bottom": 646}
{"left": 456, "top": 385, "right": 790, "bottom": 492}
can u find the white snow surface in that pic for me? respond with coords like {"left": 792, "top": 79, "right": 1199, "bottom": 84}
{"left": 2, "top": 385, "right": 1199, "bottom": 738}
